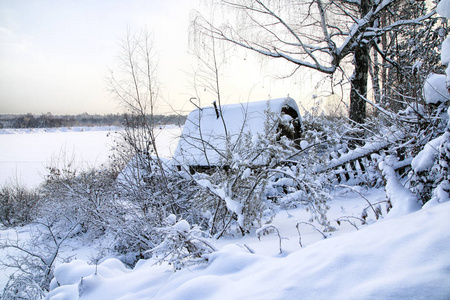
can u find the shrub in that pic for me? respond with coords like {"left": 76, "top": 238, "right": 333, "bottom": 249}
{"left": 148, "top": 216, "right": 217, "bottom": 270}
{"left": 0, "top": 183, "right": 40, "bottom": 227}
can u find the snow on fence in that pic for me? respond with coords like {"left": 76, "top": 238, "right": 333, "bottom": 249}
{"left": 319, "top": 133, "right": 411, "bottom": 184}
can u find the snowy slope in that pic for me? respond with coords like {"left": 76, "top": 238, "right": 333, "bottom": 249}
{"left": 48, "top": 197, "right": 450, "bottom": 300}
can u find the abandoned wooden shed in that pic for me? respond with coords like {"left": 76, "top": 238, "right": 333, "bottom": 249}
{"left": 173, "top": 97, "right": 302, "bottom": 173}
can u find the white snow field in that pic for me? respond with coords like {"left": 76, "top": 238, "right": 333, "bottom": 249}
{"left": 46, "top": 187, "right": 450, "bottom": 300}
{"left": 0, "top": 126, "right": 182, "bottom": 188}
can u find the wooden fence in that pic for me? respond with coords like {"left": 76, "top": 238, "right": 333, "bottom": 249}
{"left": 319, "top": 135, "right": 411, "bottom": 184}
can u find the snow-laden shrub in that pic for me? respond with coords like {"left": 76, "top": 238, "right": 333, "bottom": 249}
{"left": 112, "top": 153, "right": 205, "bottom": 262}
{"left": 2, "top": 273, "right": 46, "bottom": 300}
{"left": 40, "top": 165, "right": 118, "bottom": 236}
{"left": 1, "top": 221, "right": 77, "bottom": 299}
{"left": 35, "top": 137, "right": 203, "bottom": 267}
{"left": 0, "top": 183, "right": 40, "bottom": 227}
{"left": 190, "top": 147, "right": 269, "bottom": 237}
{"left": 409, "top": 107, "right": 450, "bottom": 206}
{"left": 189, "top": 109, "right": 334, "bottom": 237}
{"left": 266, "top": 113, "right": 335, "bottom": 219}
{"left": 148, "top": 216, "right": 217, "bottom": 270}
{"left": 268, "top": 163, "right": 331, "bottom": 228}
{"left": 38, "top": 161, "right": 164, "bottom": 265}
{"left": 408, "top": 75, "right": 450, "bottom": 204}
{"left": 301, "top": 111, "right": 351, "bottom": 154}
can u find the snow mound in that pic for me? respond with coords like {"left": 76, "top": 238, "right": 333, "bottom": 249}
{"left": 423, "top": 74, "right": 450, "bottom": 105}
{"left": 173, "top": 220, "right": 191, "bottom": 233}
{"left": 380, "top": 162, "right": 421, "bottom": 218}
{"left": 438, "top": 0, "right": 450, "bottom": 20}
{"left": 425, "top": 180, "right": 450, "bottom": 209}
{"left": 411, "top": 135, "right": 443, "bottom": 172}
{"left": 48, "top": 202, "right": 450, "bottom": 299}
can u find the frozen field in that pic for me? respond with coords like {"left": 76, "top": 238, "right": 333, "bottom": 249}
{"left": 0, "top": 126, "right": 182, "bottom": 188}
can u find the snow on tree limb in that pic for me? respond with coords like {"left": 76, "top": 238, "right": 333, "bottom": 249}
{"left": 379, "top": 162, "right": 421, "bottom": 218}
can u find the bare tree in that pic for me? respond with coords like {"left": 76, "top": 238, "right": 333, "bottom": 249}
{"left": 187, "top": 27, "right": 231, "bottom": 166}
{"left": 192, "top": 0, "right": 435, "bottom": 124}
{"left": 108, "top": 29, "right": 169, "bottom": 183}
{"left": 107, "top": 29, "right": 183, "bottom": 217}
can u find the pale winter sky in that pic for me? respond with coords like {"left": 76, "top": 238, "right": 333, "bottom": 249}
{"left": 0, "top": 0, "right": 321, "bottom": 115}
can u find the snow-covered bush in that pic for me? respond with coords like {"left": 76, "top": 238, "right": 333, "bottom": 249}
{"left": 409, "top": 107, "right": 450, "bottom": 206}
{"left": 189, "top": 109, "right": 334, "bottom": 237}
{"left": 0, "top": 183, "right": 40, "bottom": 227}
{"left": 112, "top": 153, "right": 205, "bottom": 262}
{"left": 268, "top": 163, "right": 332, "bottom": 228}
{"left": 40, "top": 165, "right": 118, "bottom": 236}
{"left": 148, "top": 216, "right": 216, "bottom": 270}
{"left": 38, "top": 161, "right": 164, "bottom": 265}
{"left": 38, "top": 157, "right": 193, "bottom": 267}
{"left": 407, "top": 23, "right": 450, "bottom": 205}
{"left": 189, "top": 146, "right": 270, "bottom": 237}
{"left": 266, "top": 113, "right": 335, "bottom": 224}
{"left": 1, "top": 221, "right": 77, "bottom": 299}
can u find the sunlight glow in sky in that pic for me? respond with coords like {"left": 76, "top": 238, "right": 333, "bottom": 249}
{"left": 0, "top": 0, "right": 319, "bottom": 115}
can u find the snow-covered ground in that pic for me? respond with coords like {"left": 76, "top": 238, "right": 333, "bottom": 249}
{"left": 0, "top": 126, "right": 182, "bottom": 188}
{"left": 0, "top": 125, "right": 182, "bottom": 291}
{"left": 46, "top": 187, "right": 450, "bottom": 299}
{"left": 1, "top": 127, "right": 450, "bottom": 299}
{"left": 3, "top": 181, "right": 450, "bottom": 298}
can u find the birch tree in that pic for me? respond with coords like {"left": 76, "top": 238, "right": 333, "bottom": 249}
{"left": 193, "top": 0, "right": 435, "bottom": 124}
{"left": 107, "top": 29, "right": 184, "bottom": 217}
{"left": 108, "top": 29, "right": 168, "bottom": 181}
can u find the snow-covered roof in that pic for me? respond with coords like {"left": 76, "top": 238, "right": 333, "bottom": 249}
{"left": 173, "top": 97, "right": 300, "bottom": 167}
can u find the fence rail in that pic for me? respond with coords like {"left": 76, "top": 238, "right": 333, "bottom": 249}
{"left": 319, "top": 134, "right": 411, "bottom": 184}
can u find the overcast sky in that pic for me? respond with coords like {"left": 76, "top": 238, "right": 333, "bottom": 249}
{"left": 0, "top": 0, "right": 318, "bottom": 115}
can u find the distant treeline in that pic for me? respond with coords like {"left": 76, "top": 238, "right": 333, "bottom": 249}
{"left": 0, "top": 113, "right": 187, "bottom": 129}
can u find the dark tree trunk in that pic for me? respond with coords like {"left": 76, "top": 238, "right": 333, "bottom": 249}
{"left": 349, "top": 0, "right": 371, "bottom": 124}
{"left": 349, "top": 44, "right": 369, "bottom": 124}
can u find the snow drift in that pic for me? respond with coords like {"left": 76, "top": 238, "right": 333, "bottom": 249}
{"left": 48, "top": 202, "right": 450, "bottom": 299}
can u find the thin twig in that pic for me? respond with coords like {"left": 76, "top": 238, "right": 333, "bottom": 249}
{"left": 338, "top": 184, "right": 380, "bottom": 219}
{"left": 296, "top": 222, "right": 327, "bottom": 248}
